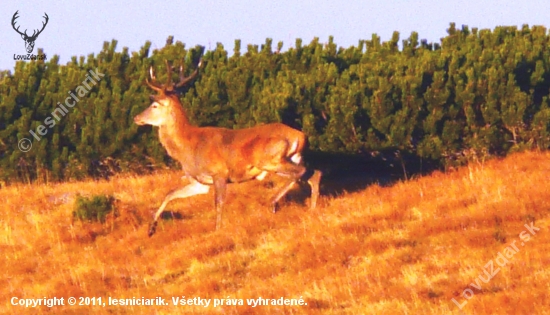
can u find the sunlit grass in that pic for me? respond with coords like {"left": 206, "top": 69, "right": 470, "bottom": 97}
{"left": 1, "top": 150, "right": 550, "bottom": 314}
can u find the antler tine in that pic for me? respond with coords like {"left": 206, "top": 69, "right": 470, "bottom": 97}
{"left": 177, "top": 61, "right": 186, "bottom": 86}
{"left": 12, "top": 11, "right": 18, "bottom": 24}
{"left": 164, "top": 59, "right": 173, "bottom": 87}
{"left": 174, "top": 58, "right": 202, "bottom": 89}
{"left": 149, "top": 66, "right": 156, "bottom": 80}
{"left": 28, "top": 12, "right": 49, "bottom": 40}
{"left": 145, "top": 65, "right": 163, "bottom": 92}
{"left": 11, "top": 11, "right": 26, "bottom": 37}
{"left": 35, "top": 12, "right": 49, "bottom": 36}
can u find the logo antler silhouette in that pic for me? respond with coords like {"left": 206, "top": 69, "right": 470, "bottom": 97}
{"left": 12, "top": 11, "right": 49, "bottom": 53}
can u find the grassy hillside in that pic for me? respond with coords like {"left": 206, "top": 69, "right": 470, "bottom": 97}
{"left": 1, "top": 151, "right": 550, "bottom": 314}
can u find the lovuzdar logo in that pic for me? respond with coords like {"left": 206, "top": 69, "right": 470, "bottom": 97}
{"left": 11, "top": 10, "right": 48, "bottom": 61}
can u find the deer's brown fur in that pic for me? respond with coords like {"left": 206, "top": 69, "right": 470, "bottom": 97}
{"left": 134, "top": 60, "right": 321, "bottom": 236}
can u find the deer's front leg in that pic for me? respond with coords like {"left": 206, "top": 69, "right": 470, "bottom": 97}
{"left": 148, "top": 179, "right": 210, "bottom": 237}
{"left": 213, "top": 177, "right": 227, "bottom": 230}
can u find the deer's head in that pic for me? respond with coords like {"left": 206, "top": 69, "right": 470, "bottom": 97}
{"left": 12, "top": 11, "right": 49, "bottom": 54}
{"left": 134, "top": 60, "right": 202, "bottom": 127}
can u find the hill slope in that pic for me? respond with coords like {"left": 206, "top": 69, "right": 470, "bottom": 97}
{"left": 1, "top": 151, "right": 550, "bottom": 314}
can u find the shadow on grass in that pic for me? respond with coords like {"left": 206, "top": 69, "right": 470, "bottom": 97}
{"left": 159, "top": 211, "right": 193, "bottom": 221}
{"left": 301, "top": 149, "right": 440, "bottom": 198}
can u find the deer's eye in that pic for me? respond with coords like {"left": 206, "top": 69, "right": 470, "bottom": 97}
{"left": 152, "top": 104, "right": 158, "bottom": 108}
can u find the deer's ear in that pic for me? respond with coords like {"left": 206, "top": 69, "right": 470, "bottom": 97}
{"left": 21, "top": 34, "right": 25, "bottom": 40}
{"left": 149, "top": 95, "right": 156, "bottom": 102}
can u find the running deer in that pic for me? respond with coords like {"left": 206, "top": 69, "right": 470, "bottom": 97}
{"left": 134, "top": 60, "right": 322, "bottom": 236}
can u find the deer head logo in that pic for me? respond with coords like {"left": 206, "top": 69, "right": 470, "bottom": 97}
{"left": 11, "top": 11, "right": 49, "bottom": 54}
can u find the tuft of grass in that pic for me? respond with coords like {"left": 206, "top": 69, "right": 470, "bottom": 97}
{"left": 72, "top": 194, "right": 115, "bottom": 223}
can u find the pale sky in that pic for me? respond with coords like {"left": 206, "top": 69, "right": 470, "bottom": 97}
{"left": 1, "top": 0, "right": 550, "bottom": 72}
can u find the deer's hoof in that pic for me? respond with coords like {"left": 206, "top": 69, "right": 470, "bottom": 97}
{"left": 148, "top": 221, "right": 158, "bottom": 237}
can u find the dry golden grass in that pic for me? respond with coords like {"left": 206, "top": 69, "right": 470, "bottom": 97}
{"left": 1, "top": 150, "right": 550, "bottom": 314}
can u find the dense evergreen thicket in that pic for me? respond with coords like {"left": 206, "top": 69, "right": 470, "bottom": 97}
{"left": 1, "top": 23, "right": 550, "bottom": 183}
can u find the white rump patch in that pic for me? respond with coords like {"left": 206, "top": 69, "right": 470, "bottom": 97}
{"left": 256, "top": 171, "right": 268, "bottom": 181}
{"left": 290, "top": 153, "right": 302, "bottom": 164}
{"left": 290, "top": 140, "right": 299, "bottom": 154}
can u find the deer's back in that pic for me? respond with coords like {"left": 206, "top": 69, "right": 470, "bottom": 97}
{"left": 172, "top": 123, "right": 306, "bottom": 184}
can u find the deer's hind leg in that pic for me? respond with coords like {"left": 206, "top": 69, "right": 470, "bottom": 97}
{"left": 261, "top": 159, "right": 322, "bottom": 212}
{"left": 256, "top": 138, "right": 311, "bottom": 212}
{"left": 262, "top": 161, "right": 306, "bottom": 213}
{"left": 303, "top": 169, "right": 322, "bottom": 209}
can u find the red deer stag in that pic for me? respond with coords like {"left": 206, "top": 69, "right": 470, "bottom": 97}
{"left": 134, "top": 60, "right": 322, "bottom": 236}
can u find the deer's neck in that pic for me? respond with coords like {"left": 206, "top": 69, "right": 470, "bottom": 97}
{"left": 158, "top": 104, "right": 193, "bottom": 159}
